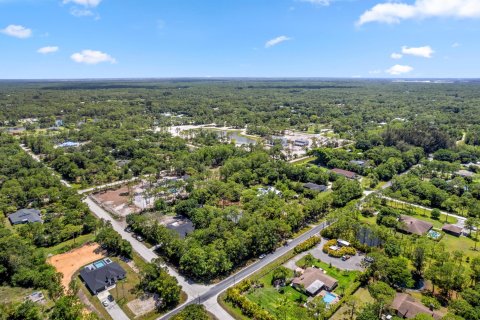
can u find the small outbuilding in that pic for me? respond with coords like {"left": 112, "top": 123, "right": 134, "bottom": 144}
{"left": 442, "top": 224, "right": 463, "bottom": 237}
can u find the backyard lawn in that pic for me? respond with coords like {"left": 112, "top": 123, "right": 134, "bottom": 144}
{"left": 331, "top": 287, "right": 373, "bottom": 320}
{"left": 440, "top": 233, "right": 480, "bottom": 260}
{"left": 246, "top": 268, "right": 311, "bottom": 320}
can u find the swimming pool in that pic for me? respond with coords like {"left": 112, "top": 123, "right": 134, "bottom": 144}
{"left": 428, "top": 230, "right": 441, "bottom": 240}
{"left": 323, "top": 292, "right": 337, "bottom": 304}
{"left": 93, "top": 260, "right": 106, "bottom": 269}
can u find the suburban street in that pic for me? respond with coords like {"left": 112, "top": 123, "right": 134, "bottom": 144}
{"left": 157, "top": 221, "right": 331, "bottom": 320}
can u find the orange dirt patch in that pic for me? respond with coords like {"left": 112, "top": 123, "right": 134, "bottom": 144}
{"left": 47, "top": 243, "right": 106, "bottom": 292}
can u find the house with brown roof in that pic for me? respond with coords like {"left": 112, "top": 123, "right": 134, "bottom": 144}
{"left": 442, "top": 224, "right": 463, "bottom": 237}
{"left": 398, "top": 215, "right": 433, "bottom": 236}
{"left": 292, "top": 267, "right": 338, "bottom": 296}
{"left": 331, "top": 168, "right": 357, "bottom": 179}
{"left": 391, "top": 293, "right": 443, "bottom": 319}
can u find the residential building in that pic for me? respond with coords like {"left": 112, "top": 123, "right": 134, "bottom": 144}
{"left": 8, "top": 208, "right": 42, "bottom": 225}
{"left": 294, "top": 139, "right": 309, "bottom": 147}
{"left": 391, "top": 293, "right": 443, "bottom": 319}
{"left": 331, "top": 168, "right": 357, "bottom": 179}
{"left": 442, "top": 224, "right": 463, "bottom": 237}
{"left": 80, "top": 259, "right": 126, "bottom": 295}
{"left": 398, "top": 215, "right": 433, "bottom": 236}
{"left": 292, "top": 267, "right": 338, "bottom": 295}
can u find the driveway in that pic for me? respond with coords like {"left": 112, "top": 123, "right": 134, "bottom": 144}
{"left": 283, "top": 238, "right": 364, "bottom": 272}
{"left": 97, "top": 291, "right": 129, "bottom": 320}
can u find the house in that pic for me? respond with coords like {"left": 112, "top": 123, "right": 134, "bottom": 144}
{"left": 391, "top": 293, "right": 443, "bottom": 319}
{"left": 292, "top": 267, "right": 338, "bottom": 295}
{"left": 455, "top": 170, "right": 474, "bottom": 178}
{"left": 80, "top": 259, "right": 126, "bottom": 295}
{"left": 399, "top": 215, "right": 433, "bottom": 236}
{"left": 303, "top": 183, "right": 327, "bottom": 192}
{"left": 442, "top": 224, "right": 463, "bottom": 237}
{"left": 8, "top": 209, "right": 42, "bottom": 225}
{"left": 331, "top": 168, "right": 357, "bottom": 179}
{"left": 294, "top": 139, "right": 309, "bottom": 147}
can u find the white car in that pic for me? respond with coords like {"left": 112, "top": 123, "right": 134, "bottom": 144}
{"left": 259, "top": 254, "right": 267, "bottom": 259}
{"left": 102, "top": 299, "right": 109, "bottom": 307}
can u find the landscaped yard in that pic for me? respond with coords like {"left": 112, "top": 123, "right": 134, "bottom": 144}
{"left": 386, "top": 200, "right": 458, "bottom": 228}
{"left": 330, "top": 287, "right": 373, "bottom": 320}
{"left": 440, "top": 233, "right": 480, "bottom": 260}
{"left": 295, "top": 256, "right": 360, "bottom": 295}
{"left": 245, "top": 268, "right": 311, "bottom": 320}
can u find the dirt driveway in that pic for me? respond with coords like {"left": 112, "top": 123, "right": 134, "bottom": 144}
{"left": 47, "top": 243, "right": 106, "bottom": 291}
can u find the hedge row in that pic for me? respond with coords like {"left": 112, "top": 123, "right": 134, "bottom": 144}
{"left": 293, "top": 235, "right": 321, "bottom": 254}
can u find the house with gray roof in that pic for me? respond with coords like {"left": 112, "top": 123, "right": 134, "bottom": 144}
{"left": 80, "top": 259, "right": 126, "bottom": 295}
{"left": 8, "top": 209, "right": 42, "bottom": 225}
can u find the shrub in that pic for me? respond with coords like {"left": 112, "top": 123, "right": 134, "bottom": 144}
{"left": 421, "top": 296, "right": 441, "bottom": 310}
{"left": 322, "top": 240, "right": 356, "bottom": 257}
{"left": 294, "top": 236, "right": 321, "bottom": 254}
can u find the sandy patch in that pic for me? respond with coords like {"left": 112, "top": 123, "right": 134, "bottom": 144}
{"left": 47, "top": 243, "right": 106, "bottom": 292}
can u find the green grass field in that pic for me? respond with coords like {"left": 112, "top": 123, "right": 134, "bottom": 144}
{"left": 331, "top": 287, "right": 373, "bottom": 320}
{"left": 246, "top": 268, "right": 311, "bottom": 320}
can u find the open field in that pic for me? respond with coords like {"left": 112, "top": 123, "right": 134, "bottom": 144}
{"left": 47, "top": 243, "right": 106, "bottom": 291}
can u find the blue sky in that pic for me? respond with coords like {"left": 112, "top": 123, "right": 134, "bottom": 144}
{"left": 1, "top": 0, "right": 480, "bottom": 79}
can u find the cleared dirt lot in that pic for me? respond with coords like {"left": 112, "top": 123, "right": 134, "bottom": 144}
{"left": 47, "top": 243, "right": 106, "bottom": 291}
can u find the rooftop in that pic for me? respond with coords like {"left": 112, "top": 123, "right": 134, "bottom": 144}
{"left": 292, "top": 267, "right": 337, "bottom": 291}
{"left": 399, "top": 215, "right": 433, "bottom": 235}
{"left": 392, "top": 293, "right": 443, "bottom": 320}
{"left": 8, "top": 208, "right": 42, "bottom": 225}
{"left": 331, "top": 168, "right": 357, "bottom": 179}
{"left": 80, "top": 259, "right": 126, "bottom": 294}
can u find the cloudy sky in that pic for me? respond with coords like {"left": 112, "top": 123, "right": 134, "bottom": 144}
{"left": 1, "top": 0, "right": 480, "bottom": 78}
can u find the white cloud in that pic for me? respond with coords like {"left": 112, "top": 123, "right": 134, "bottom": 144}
{"left": 63, "top": 0, "right": 101, "bottom": 7}
{"left": 265, "top": 36, "right": 292, "bottom": 48}
{"left": 1, "top": 24, "right": 32, "bottom": 38}
{"left": 298, "top": 0, "right": 331, "bottom": 6}
{"left": 71, "top": 50, "right": 116, "bottom": 64}
{"left": 37, "top": 46, "right": 59, "bottom": 54}
{"left": 402, "top": 45, "right": 434, "bottom": 58}
{"left": 357, "top": 0, "right": 480, "bottom": 25}
{"left": 452, "top": 42, "right": 461, "bottom": 47}
{"left": 70, "top": 8, "right": 94, "bottom": 17}
{"left": 369, "top": 69, "right": 383, "bottom": 75}
{"left": 391, "top": 53, "right": 403, "bottom": 59}
{"left": 386, "top": 64, "right": 414, "bottom": 75}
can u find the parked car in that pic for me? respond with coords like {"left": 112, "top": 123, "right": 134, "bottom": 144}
{"left": 259, "top": 254, "right": 266, "bottom": 259}
{"left": 341, "top": 255, "right": 351, "bottom": 261}
{"left": 136, "top": 235, "right": 144, "bottom": 242}
{"left": 124, "top": 226, "right": 132, "bottom": 233}
{"left": 102, "top": 299, "right": 109, "bottom": 307}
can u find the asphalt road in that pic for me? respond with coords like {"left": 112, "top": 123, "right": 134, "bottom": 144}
{"left": 158, "top": 220, "right": 331, "bottom": 319}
